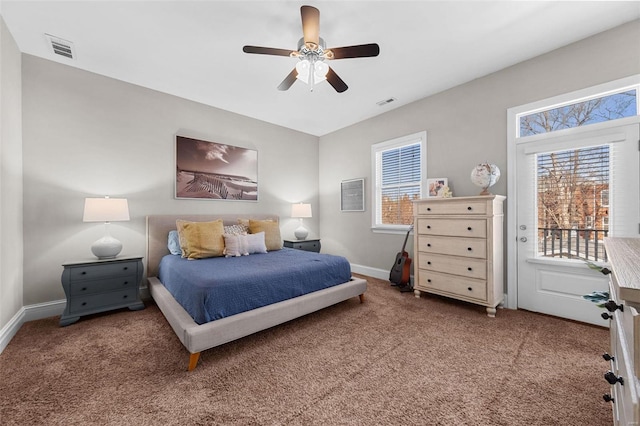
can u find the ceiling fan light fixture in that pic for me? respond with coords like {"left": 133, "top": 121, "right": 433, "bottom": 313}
{"left": 314, "top": 61, "right": 329, "bottom": 78}
{"left": 295, "top": 59, "right": 311, "bottom": 84}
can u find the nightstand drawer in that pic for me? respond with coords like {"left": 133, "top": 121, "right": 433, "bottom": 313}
{"left": 417, "top": 218, "right": 486, "bottom": 238}
{"left": 417, "top": 235, "right": 487, "bottom": 259}
{"left": 68, "top": 261, "right": 138, "bottom": 281}
{"left": 68, "top": 289, "right": 138, "bottom": 314}
{"left": 69, "top": 275, "right": 138, "bottom": 296}
{"left": 283, "top": 239, "right": 321, "bottom": 253}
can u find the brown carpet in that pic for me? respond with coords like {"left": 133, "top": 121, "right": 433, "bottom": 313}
{"left": 1, "top": 274, "right": 612, "bottom": 425}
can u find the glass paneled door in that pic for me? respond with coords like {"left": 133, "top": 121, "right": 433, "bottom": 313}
{"left": 516, "top": 124, "right": 639, "bottom": 325}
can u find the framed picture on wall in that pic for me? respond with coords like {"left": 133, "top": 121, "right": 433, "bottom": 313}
{"left": 427, "top": 178, "right": 448, "bottom": 198}
{"left": 341, "top": 178, "right": 365, "bottom": 211}
{"left": 175, "top": 136, "right": 258, "bottom": 201}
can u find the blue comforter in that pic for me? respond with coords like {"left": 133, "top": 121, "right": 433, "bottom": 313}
{"left": 157, "top": 248, "right": 352, "bottom": 324}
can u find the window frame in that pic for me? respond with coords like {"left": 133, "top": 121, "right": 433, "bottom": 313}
{"left": 370, "top": 131, "right": 427, "bottom": 233}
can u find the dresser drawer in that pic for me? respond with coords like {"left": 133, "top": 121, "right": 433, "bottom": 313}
{"left": 68, "top": 289, "right": 138, "bottom": 314}
{"left": 68, "top": 261, "right": 138, "bottom": 281}
{"left": 610, "top": 312, "right": 640, "bottom": 426}
{"left": 418, "top": 252, "right": 487, "bottom": 280}
{"left": 416, "top": 200, "right": 487, "bottom": 215}
{"left": 69, "top": 275, "right": 138, "bottom": 296}
{"left": 417, "top": 270, "right": 487, "bottom": 301}
{"left": 418, "top": 235, "right": 487, "bottom": 259}
{"left": 417, "top": 218, "right": 486, "bottom": 238}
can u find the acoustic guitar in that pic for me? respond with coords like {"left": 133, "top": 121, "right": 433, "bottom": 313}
{"left": 389, "top": 225, "right": 413, "bottom": 290}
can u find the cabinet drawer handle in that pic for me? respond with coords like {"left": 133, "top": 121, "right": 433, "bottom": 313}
{"left": 467, "top": 287, "right": 473, "bottom": 292}
{"left": 467, "top": 247, "right": 472, "bottom": 251}
{"left": 81, "top": 287, "right": 87, "bottom": 291}
{"left": 81, "top": 271, "right": 87, "bottom": 275}
{"left": 604, "top": 371, "right": 624, "bottom": 386}
{"left": 427, "top": 243, "right": 431, "bottom": 247}
{"left": 427, "top": 279, "right": 431, "bottom": 283}
{"left": 427, "top": 207, "right": 431, "bottom": 211}
{"left": 427, "top": 225, "right": 431, "bottom": 229}
{"left": 123, "top": 267, "right": 128, "bottom": 271}
{"left": 467, "top": 206, "right": 472, "bottom": 211}
{"left": 601, "top": 312, "right": 613, "bottom": 320}
{"left": 81, "top": 302, "right": 87, "bottom": 306}
{"left": 603, "top": 353, "right": 615, "bottom": 362}
{"left": 603, "top": 394, "right": 615, "bottom": 403}
{"left": 604, "top": 300, "right": 624, "bottom": 313}
{"left": 467, "top": 267, "right": 472, "bottom": 271}
{"left": 123, "top": 281, "right": 129, "bottom": 286}
{"left": 427, "top": 261, "right": 431, "bottom": 265}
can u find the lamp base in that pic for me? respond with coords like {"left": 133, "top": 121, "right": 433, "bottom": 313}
{"left": 91, "top": 236, "right": 123, "bottom": 259}
{"left": 294, "top": 225, "right": 309, "bottom": 240}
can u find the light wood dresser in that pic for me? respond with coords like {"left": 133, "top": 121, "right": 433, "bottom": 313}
{"left": 602, "top": 237, "right": 640, "bottom": 425}
{"left": 412, "top": 195, "right": 505, "bottom": 317}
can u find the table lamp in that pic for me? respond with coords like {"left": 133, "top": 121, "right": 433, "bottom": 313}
{"left": 291, "top": 203, "right": 312, "bottom": 240}
{"left": 83, "top": 196, "right": 130, "bottom": 259}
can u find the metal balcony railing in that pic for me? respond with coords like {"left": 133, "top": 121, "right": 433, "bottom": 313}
{"left": 538, "top": 227, "right": 608, "bottom": 262}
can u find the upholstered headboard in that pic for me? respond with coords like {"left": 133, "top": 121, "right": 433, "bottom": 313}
{"left": 145, "top": 214, "right": 279, "bottom": 278}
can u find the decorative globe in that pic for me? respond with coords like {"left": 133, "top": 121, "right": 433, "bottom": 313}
{"left": 471, "top": 163, "right": 500, "bottom": 195}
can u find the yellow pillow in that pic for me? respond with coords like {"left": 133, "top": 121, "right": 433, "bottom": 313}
{"left": 176, "top": 219, "right": 225, "bottom": 259}
{"left": 249, "top": 219, "right": 282, "bottom": 251}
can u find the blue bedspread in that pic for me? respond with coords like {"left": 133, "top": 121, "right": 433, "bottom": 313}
{"left": 157, "top": 248, "right": 352, "bottom": 325}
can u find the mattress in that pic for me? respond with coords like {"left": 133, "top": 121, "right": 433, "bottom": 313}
{"left": 157, "top": 247, "right": 352, "bottom": 324}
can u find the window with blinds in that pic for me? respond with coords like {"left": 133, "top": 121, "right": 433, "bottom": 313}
{"left": 371, "top": 132, "right": 426, "bottom": 230}
{"left": 537, "top": 145, "right": 610, "bottom": 261}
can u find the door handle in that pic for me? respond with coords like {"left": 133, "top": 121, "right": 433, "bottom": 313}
{"left": 520, "top": 237, "right": 527, "bottom": 242}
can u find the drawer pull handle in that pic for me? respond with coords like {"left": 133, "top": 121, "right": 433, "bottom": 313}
{"left": 123, "top": 295, "right": 128, "bottom": 299}
{"left": 467, "top": 206, "right": 472, "bottom": 211}
{"left": 427, "top": 279, "right": 432, "bottom": 283}
{"left": 81, "top": 302, "right": 87, "bottom": 306}
{"left": 427, "top": 207, "right": 431, "bottom": 211}
{"left": 81, "top": 271, "right": 87, "bottom": 275}
{"left": 427, "top": 225, "right": 431, "bottom": 229}
{"left": 601, "top": 312, "right": 613, "bottom": 320}
{"left": 427, "top": 243, "right": 431, "bottom": 247}
{"left": 467, "top": 267, "right": 472, "bottom": 271}
{"left": 604, "top": 371, "right": 624, "bottom": 386}
{"left": 602, "top": 353, "right": 615, "bottom": 362}
{"left": 427, "top": 261, "right": 431, "bottom": 265}
{"left": 123, "top": 267, "right": 128, "bottom": 271}
{"left": 467, "top": 287, "right": 472, "bottom": 291}
{"left": 467, "top": 227, "right": 472, "bottom": 231}
{"left": 123, "top": 281, "right": 129, "bottom": 285}
{"left": 603, "top": 394, "right": 615, "bottom": 403}
{"left": 82, "top": 287, "right": 87, "bottom": 291}
{"left": 604, "top": 300, "right": 624, "bottom": 313}
{"left": 467, "top": 247, "right": 472, "bottom": 251}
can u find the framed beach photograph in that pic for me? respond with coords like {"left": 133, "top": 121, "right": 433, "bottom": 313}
{"left": 175, "top": 136, "right": 258, "bottom": 201}
{"left": 341, "top": 178, "right": 365, "bottom": 212}
{"left": 427, "top": 178, "right": 448, "bottom": 198}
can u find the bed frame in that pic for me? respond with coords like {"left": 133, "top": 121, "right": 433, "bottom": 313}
{"left": 146, "top": 214, "right": 367, "bottom": 371}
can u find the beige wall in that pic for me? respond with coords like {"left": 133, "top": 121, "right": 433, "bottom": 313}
{"left": 318, "top": 20, "right": 640, "bottom": 277}
{"left": 0, "top": 16, "right": 23, "bottom": 331}
{"left": 21, "top": 56, "right": 319, "bottom": 305}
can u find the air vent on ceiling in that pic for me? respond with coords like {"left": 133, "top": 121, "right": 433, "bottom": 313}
{"left": 45, "top": 34, "right": 76, "bottom": 59}
{"left": 376, "top": 97, "right": 396, "bottom": 107}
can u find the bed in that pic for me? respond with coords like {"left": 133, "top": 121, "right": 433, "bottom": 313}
{"left": 146, "top": 214, "right": 367, "bottom": 371}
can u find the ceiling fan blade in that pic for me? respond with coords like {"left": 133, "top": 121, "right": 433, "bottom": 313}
{"left": 300, "top": 5, "right": 320, "bottom": 50}
{"left": 326, "top": 67, "right": 348, "bottom": 93}
{"left": 243, "top": 45, "right": 295, "bottom": 57}
{"left": 277, "top": 68, "right": 298, "bottom": 91}
{"left": 325, "top": 43, "right": 380, "bottom": 60}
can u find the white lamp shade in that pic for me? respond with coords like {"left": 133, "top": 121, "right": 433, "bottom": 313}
{"left": 83, "top": 197, "right": 130, "bottom": 222}
{"left": 291, "top": 203, "right": 312, "bottom": 218}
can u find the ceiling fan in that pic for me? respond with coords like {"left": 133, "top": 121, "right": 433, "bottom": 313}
{"left": 242, "top": 5, "right": 380, "bottom": 93}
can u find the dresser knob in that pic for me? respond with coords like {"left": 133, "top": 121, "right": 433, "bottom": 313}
{"left": 81, "top": 302, "right": 87, "bottom": 306}
{"left": 467, "top": 247, "right": 472, "bottom": 251}
{"left": 601, "top": 312, "right": 613, "bottom": 320}
{"left": 467, "top": 287, "right": 472, "bottom": 291}
{"left": 427, "top": 207, "right": 431, "bottom": 211}
{"left": 427, "top": 261, "right": 431, "bottom": 265}
{"left": 603, "top": 353, "right": 615, "bottom": 362}
{"left": 467, "top": 227, "right": 472, "bottom": 231}
{"left": 81, "top": 271, "right": 87, "bottom": 275}
{"left": 82, "top": 287, "right": 87, "bottom": 291}
{"left": 467, "top": 267, "right": 472, "bottom": 271}
{"left": 427, "top": 225, "right": 431, "bottom": 229}
{"left": 604, "top": 371, "right": 624, "bottom": 385}
{"left": 467, "top": 206, "right": 472, "bottom": 211}
{"left": 123, "top": 281, "right": 129, "bottom": 285}
{"left": 603, "top": 394, "right": 615, "bottom": 403}
{"left": 427, "top": 243, "right": 431, "bottom": 247}
{"left": 604, "top": 300, "right": 624, "bottom": 313}
{"left": 123, "top": 267, "right": 128, "bottom": 271}
{"left": 123, "top": 295, "right": 128, "bottom": 299}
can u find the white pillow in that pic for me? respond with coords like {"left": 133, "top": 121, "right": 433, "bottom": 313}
{"left": 223, "top": 232, "right": 267, "bottom": 257}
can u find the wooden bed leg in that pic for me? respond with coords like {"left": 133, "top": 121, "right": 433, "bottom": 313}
{"left": 359, "top": 294, "right": 365, "bottom": 303}
{"left": 188, "top": 352, "right": 201, "bottom": 371}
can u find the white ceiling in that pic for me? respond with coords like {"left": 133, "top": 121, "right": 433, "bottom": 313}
{"left": 2, "top": 1, "right": 639, "bottom": 136}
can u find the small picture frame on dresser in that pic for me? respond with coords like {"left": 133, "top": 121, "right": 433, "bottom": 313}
{"left": 427, "top": 178, "right": 448, "bottom": 197}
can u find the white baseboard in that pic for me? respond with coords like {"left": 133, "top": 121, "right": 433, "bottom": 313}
{"left": 350, "top": 263, "right": 389, "bottom": 280}
{"left": 0, "top": 299, "right": 65, "bottom": 354}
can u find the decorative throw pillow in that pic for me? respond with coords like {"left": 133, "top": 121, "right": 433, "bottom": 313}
{"left": 176, "top": 219, "right": 225, "bottom": 259}
{"left": 167, "top": 230, "right": 182, "bottom": 255}
{"left": 223, "top": 232, "right": 268, "bottom": 257}
{"left": 224, "top": 224, "right": 249, "bottom": 235}
{"left": 249, "top": 219, "right": 282, "bottom": 251}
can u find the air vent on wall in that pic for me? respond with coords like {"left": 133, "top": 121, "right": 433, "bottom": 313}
{"left": 376, "top": 97, "right": 396, "bottom": 106}
{"left": 45, "top": 34, "right": 76, "bottom": 59}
